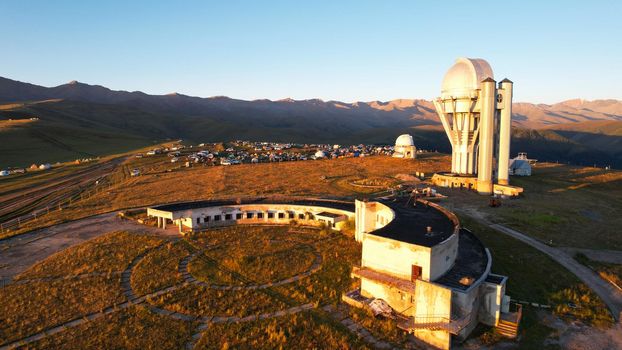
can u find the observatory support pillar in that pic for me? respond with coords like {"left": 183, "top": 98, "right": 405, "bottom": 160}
{"left": 477, "top": 78, "right": 496, "bottom": 194}
{"left": 497, "top": 79, "right": 513, "bottom": 185}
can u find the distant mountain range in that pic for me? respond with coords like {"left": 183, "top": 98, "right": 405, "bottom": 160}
{"left": 0, "top": 76, "right": 621, "bottom": 168}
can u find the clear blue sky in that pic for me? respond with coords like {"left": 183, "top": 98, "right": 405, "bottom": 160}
{"left": 1, "top": 0, "right": 620, "bottom": 103}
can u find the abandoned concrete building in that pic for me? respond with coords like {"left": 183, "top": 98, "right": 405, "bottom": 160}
{"left": 147, "top": 197, "right": 520, "bottom": 349}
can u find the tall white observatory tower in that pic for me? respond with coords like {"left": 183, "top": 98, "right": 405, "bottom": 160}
{"left": 432, "top": 58, "right": 518, "bottom": 195}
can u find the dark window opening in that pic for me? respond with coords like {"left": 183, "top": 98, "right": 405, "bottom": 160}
{"left": 236, "top": 213, "right": 243, "bottom": 220}
{"left": 257, "top": 212, "right": 264, "bottom": 219}
{"left": 278, "top": 212, "right": 285, "bottom": 219}
{"left": 246, "top": 212, "right": 254, "bottom": 219}
{"left": 288, "top": 212, "right": 295, "bottom": 219}
{"left": 225, "top": 214, "right": 232, "bottom": 220}
{"left": 268, "top": 212, "right": 275, "bottom": 219}
{"left": 214, "top": 215, "right": 221, "bottom": 221}
{"left": 298, "top": 213, "right": 305, "bottom": 220}
{"left": 411, "top": 265, "right": 422, "bottom": 282}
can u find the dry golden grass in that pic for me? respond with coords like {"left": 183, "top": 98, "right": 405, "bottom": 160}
{"left": 26, "top": 305, "right": 196, "bottom": 350}
{"left": 131, "top": 240, "right": 192, "bottom": 295}
{"left": 347, "top": 306, "right": 412, "bottom": 346}
{"left": 17, "top": 231, "right": 163, "bottom": 279}
{"left": 191, "top": 232, "right": 316, "bottom": 285}
{"left": 195, "top": 311, "right": 370, "bottom": 350}
{"left": 7, "top": 154, "right": 448, "bottom": 237}
{"left": 271, "top": 233, "right": 361, "bottom": 305}
{"left": 0, "top": 275, "right": 125, "bottom": 344}
{"left": 148, "top": 284, "right": 290, "bottom": 317}
{"left": 551, "top": 284, "right": 614, "bottom": 327}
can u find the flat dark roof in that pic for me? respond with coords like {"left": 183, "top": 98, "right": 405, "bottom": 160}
{"left": 150, "top": 198, "right": 355, "bottom": 213}
{"left": 368, "top": 198, "right": 456, "bottom": 247}
{"left": 434, "top": 228, "right": 488, "bottom": 291}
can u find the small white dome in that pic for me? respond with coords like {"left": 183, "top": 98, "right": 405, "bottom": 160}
{"left": 314, "top": 150, "right": 326, "bottom": 158}
{"left": 395, "top": 134, "right": 414, "bottom": 147}
{"left": 441, "top": 58, "right": 494, "bottom": 99}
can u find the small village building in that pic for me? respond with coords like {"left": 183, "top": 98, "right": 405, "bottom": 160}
{"left": 392, "top": 134, "right": 417, "bottom": 159}
{"left": 509, "top": 153, "right": 532, "bottom": 176}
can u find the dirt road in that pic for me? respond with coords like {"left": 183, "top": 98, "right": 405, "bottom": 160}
{"left": 458, "top": 208, "right": 622, "bottom": 321}
{"left": 0, "top": 212, "right": 177, "bottom": 281}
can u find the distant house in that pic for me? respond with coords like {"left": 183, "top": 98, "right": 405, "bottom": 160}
{"left": 509, "top": 153, "right": 532, "bottom": 176}
{"left": 39, "top": 163, "right": 51, "bottom": 170}
{"left": 0, "top": 170, "right": 9, "bottom": 177}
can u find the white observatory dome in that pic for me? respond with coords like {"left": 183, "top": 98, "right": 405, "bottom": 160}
{"left": 441, "top": 58, "right": 494, "bottom": 99}
{"left": 395, "top": 134, "right": 414, "bottom": 147}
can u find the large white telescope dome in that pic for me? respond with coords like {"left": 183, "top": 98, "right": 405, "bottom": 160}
{"left": 395, "top": 134, "right": 414, "bottom": 147}
{"left": 441, "top": 58, "right": 494, "bottom": 99}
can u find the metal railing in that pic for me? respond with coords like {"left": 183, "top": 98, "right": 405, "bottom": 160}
{"left": 399, "top": 313, "right": 472, "bottom": 335}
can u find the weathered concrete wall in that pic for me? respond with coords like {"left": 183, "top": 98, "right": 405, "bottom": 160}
{"left": 361, "top": 233, "right": 431, "bottom": 281}
{"left": 360, "top": 278, "right": 416, "bottom": 316}
{"left": 355, "top": 200, "right": 394, "bottom": 242}
{"left": 478, "top": 275, "right": 506, "bottom": 326}
{"left": 452, "top": 285, "right": 482, "bottom": 341}
{"left": 150, "top": 204, "right": 355, "bottom": 233}
{"left": 413, "top": 279, "right": 452, "bottom": 350}
{"left": 146, "top": 208, "right": 173, "bottom": 220}
{"left": 429, "top": 233, "right": 459, "bottom": 281}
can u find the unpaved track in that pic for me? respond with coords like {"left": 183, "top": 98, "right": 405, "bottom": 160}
{"left": 0, "top": 212, "right": 177, "bottom": 280}
{"left": 459, "top": 208, "right": 622, "bottom": 321}
{"left": 560, "top": 247, "right": 622, "bottom": 265}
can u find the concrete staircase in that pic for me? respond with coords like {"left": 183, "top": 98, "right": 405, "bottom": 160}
{"left": 496, "top": 303, "right": 522, "bottom": 338}
{"left": 496, "top": 319, "right": 519, "bottom": 338}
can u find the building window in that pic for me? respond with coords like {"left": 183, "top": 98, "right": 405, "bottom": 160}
{"left": 225, "top": 214, "right": 232, "bottom": 220}
{"left": 268, "top": 212, "right": 275, "bottom": 219}
{"left": 278, "top": 212, "right": 285, "bottom": 219}
{"left": 411, "top": 265, "right": 422, "bottom": 282}
{"left": 196, "top": 217, "right": 200, "bottom": 224}
{"left": 257, "top": 212, "right": 264, "bottom": 219}
{"left": 246, "top": 212, "right": 254, "bottom": 219}
{"left": 298, "top": 213, "right": 305, "bottom": 220}
{"left": 214, "top": 215, "right": 221, "bottom": 221}
{"left": 236, "top": 213, "right": 243, "bottom": 220}
{"left": 288, "top": 212, "right": 295, "bottom": 219}
{"left": 205, "top": 216, "right": 210, "bottom": 222}
{"left": 308, "top": 213, "right": 314, "bottom": 220}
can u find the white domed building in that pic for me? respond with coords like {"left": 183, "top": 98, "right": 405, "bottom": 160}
{"left": 392, "top": 134, "right": 416, "bottom": 159}
{"left": 314, "top": 150, "right": 326, "bottom": 159}
{"left": 431, "top": 57, "right": 523, "bottom": 196}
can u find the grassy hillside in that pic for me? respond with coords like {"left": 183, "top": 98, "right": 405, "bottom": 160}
{"left": 1, "top": 98, "right": 621, "bottom": 169}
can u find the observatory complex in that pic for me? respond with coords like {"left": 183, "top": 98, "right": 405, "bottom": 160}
{"left": 143, "top": 57, "right": 523, "bottom": 350}
{"left": 431, "top": 58, "right": 523, "bottom": 196}
{"left": 147, "top": 195, "right": 520, "bottom": 349}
